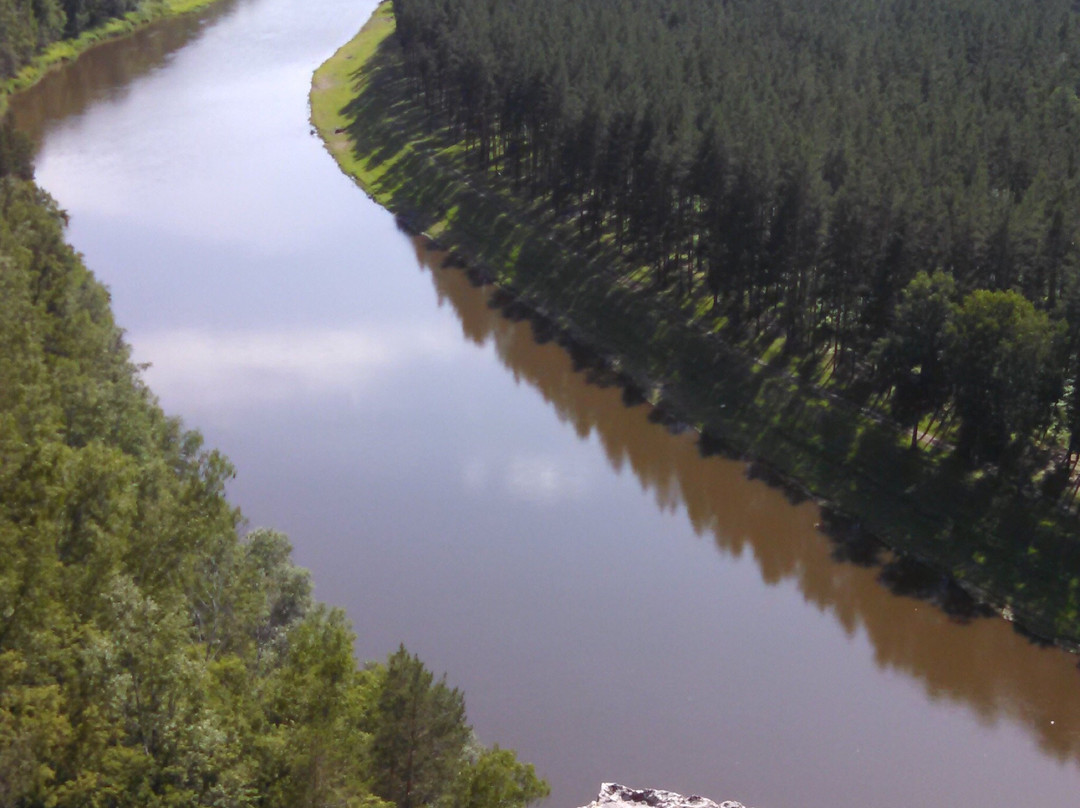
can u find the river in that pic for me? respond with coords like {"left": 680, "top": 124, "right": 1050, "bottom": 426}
{"left": 10, "top": 1, "right": 1080, "bottom": 805}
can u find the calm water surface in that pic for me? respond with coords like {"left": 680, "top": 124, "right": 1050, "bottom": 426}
{"left": 12, "top": 1, "right": 1080, "bottom": 805}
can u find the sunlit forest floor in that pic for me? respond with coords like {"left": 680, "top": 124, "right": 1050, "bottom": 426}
{"left": 311, "top": 2, "right": 1080, "bottom": 647}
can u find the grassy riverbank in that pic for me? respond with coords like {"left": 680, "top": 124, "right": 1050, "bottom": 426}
{"left": 311, "top": 2, "right": 1080, "bottom": 647}
{"left": 0, "top": 0, "right": 221, "bottom": 115}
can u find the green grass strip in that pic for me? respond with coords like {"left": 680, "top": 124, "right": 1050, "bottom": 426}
{"left": 0, "top": 0, "right": 224, "bottom": 115}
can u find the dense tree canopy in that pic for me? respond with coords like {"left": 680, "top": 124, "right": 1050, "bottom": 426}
{"left": 0, "top": 0, "right": 140, "bottom": 80}
{"left": 391, "top": 0, "right": 1080, "bottom": 474}
{"left": 366, "top": 647, "right": 546, "bottom": 808}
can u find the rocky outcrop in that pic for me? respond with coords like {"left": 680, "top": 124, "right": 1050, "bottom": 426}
{"left": 581, "top": 783, "right": 750, "bottom": 808}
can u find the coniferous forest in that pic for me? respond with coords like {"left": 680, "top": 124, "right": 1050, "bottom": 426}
{"left": 390, "top": 0, "right": 1080, "bottom": 478}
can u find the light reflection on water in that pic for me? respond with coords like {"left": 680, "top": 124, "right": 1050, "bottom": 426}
{"left": 135, "top": 323, "right": 468, "bottom": 406}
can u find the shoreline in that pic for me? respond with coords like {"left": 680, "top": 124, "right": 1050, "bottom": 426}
{"left": 0, "top": 0, "right": 225, "bottom": 115}
{"left": 310, "top": 2, "right": 1080, "bottom": 650}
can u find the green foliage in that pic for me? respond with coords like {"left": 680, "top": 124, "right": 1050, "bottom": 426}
{"left": 60, "top": 0, "right": 140, "bottom": 39}
{"left": 259, "top": 607, "right": 376, "bottom": 808}
{"left": 872, "top": 271, "right": 956, "bottom": 448}
{"left": 0, "top": 0, "right": 65, "bottom": 79}
{"left": 948, "top": 289, "right": 1065, "bottom": 461}
{"left": 366, "top": 647, "right": 548, "bottom": 808}
{"left": 451, "top": 748, "right": 549, "bottom": 808}
{"left": 0, "top": 652, "right": 71, "bottom": 806}
{"left": 368, "top": 646, "right": 471, "bottom": 808}
{"left": 0, "top": 113, "right": 33, "bottom": 178}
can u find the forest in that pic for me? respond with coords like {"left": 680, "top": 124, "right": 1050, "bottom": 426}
{"left": 389, "top": 0, "right": 1080, "bottom": 481}
{"left": 0, "top": 106, "right": 547, "bottom": 808}
{"left": 0, "top": 0, "right": 150, "bottom": 80}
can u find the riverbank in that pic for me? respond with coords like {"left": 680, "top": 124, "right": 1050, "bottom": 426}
{"left": 0, "top": 0, "right": 223, "bottom": 115}
{"left": 310, "top": 2, "right": 1080, "bottom": 648}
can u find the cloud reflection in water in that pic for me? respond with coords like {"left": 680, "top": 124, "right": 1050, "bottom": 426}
{"left": 134, "top": 323, "right": 466, "bottom": 408}
{"left": 462, "top": 455, "right": 591, "bottom": 503}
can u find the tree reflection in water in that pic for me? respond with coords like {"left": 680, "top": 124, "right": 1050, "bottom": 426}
{"left": 411, "top": 233, "right": 1080, "bottom": 767}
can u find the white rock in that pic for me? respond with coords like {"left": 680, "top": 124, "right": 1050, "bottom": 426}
{"left": 581, "top": 783, "right": 749, "bottom": 808}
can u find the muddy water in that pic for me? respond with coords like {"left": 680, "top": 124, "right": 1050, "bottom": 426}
{"left": 11, "top": 2, "right": 1080, "bottom": 806}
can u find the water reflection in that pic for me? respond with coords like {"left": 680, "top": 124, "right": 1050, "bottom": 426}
{"left": 411, "top": 236, "right": 1080, "bottom": 766}
{"left": 136, "top": 323, "right": 466, "bottom": 408}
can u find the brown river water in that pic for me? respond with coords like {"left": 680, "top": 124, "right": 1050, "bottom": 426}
{"left": 11, "top": 1, "right": 1080, "bottom": 805}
